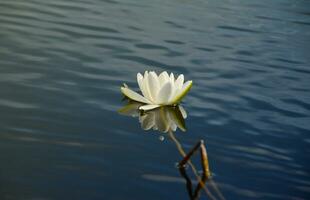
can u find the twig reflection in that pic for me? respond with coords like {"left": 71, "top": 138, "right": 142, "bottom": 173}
{"left": 179, "top": 166, "right": 208, "bottom": 200}
{"left": 169, "top": 131, "right": 221, "bottom": 200}
{"left": 119, "top": 101, "right": 225, "bottom": 200}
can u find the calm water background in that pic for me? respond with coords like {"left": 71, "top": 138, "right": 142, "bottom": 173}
{"left": 1, "top": 0, "right": 310, "bottom": 199}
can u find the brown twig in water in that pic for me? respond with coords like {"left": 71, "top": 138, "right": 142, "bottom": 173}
{"left": 200, "top": 141, "right": 211, "bottom": 178}
{"left": 168, "top": 130, "right": 226, "bottom": 200}
{"left": 179, "top": 140, "right": 203, "bottom": 167}
{"left": 168, "top": 130, "right": 217, "bottom": 200}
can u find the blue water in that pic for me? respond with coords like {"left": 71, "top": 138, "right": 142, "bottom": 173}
{"left": 0, "top": 0, "right": 310, "bottom": 199}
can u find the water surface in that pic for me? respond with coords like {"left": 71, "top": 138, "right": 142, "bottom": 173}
{"left": 1, "top": 0, "right": 310, "bottom": 199}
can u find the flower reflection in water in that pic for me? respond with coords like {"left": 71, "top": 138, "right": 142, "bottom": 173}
{"left": 119, "top": 100, "right": 225, "bottom": 200}
{"left": 119, "top": 100, "right": 187, "bottom": 133}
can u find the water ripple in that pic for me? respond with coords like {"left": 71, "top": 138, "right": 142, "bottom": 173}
{"left": 0, "top": 0, "right": 309, "bottom": 199}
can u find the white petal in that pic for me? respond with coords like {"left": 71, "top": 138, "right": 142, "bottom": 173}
{"left": 139, "top": 104, "right": 160, "bottom": 111}
{"left": 144, "top": 71, "right": 148, "bottom": 77}
{"left": 121, "top": 87, "right": 152, "bottom": 104}
{"left": 140, "top": 114, "right": 155, "bottom": 130}
{"left": 168, "top": 85, "right": 178, "bottom": 103}
{"left": 178, "top": 105, "right": 187, "bottom": 119}
{"left": 158, "top": 71, "right": 169, "bottom": 87}
{"left": 167, "top": 106, "right": 186, "bottom": 132}
{"left": 148, "top": 71, "right": 160, "bottom": 102}
{"left": 154, "top": 108, "right": 169, "bottom": 132}
{"left": 170, "top": 73, "right": 175, "bottom": 83}
{"left": 137, "top": 73, "right": 149, "bottom": 100}
{"left": 175, "top": 74, "right": 184, "bottom": 89}
{"left": 171, "top": 123, "right": 177, "bottom": 132}
{"left": 170, "top": 80, "right": 193, "bottom": 104}
{"left": 137, "top": 73, "right": 143, "bottom": 86}
{"left": 137, "top": 73, "right": 143, "bottom": 91}
{"left": 156, "top": 82, "right": 173, "bottom": 104}
{"left": 169, "top": 73, "right": 176, "bottom": 98}
{"left": 142, "top": 72, "right": 154, "bottom": 102}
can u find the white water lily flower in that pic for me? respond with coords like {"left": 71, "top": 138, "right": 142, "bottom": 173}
{"left": 121, "top": 71, "right": 193, "bottom": 111}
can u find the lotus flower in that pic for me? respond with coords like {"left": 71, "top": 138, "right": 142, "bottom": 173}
{"left": 121, "top": 71, "right": 193, "bottom": 111}
{"left": 118, "top": 101, "right": 187, "bottom": 133}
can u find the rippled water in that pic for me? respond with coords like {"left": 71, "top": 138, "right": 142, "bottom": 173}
{"left": 1, "top": 0, "right": 310, "bottom": 199}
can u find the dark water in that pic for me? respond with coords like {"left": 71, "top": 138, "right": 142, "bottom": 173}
{"left": 1, "top": 0, "right": 310, "bottom": 199}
